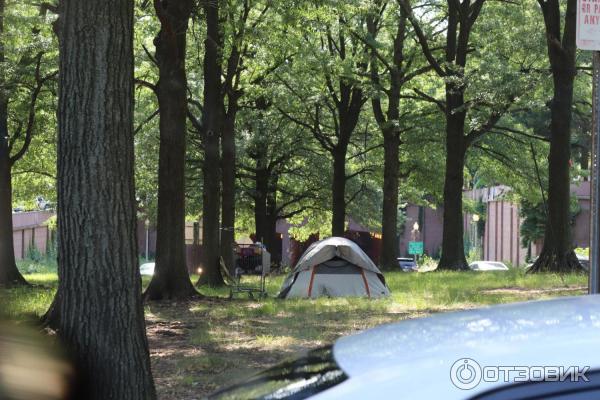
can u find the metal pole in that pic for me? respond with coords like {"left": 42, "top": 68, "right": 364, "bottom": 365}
{"left": 590, "top": 51, "right": 600, "bottom": 294}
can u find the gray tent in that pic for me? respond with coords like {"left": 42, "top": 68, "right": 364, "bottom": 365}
{"left": 278, "top": 237, "right": 390, "bottom": 299}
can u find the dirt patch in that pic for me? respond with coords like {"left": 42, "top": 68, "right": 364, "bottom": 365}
{"left": 146, "top": 299, "right": 308, "bottom": 399}
{"left": 145, "top": 298, "right": 411, "bottom": 399}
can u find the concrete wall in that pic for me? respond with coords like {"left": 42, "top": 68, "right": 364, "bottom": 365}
{"left": 399, "top": 205, "right": 443, "bottom": 258}
{"left": 483, "top": 200, "right": 527, "bottom": 266}
{"left": 12, "top": 211, "right": 54, "bottom": 260}
{"left": 276, "top": 219, "right": 293, "bottom": 267}
{"left": 395, "top": 183, "right": 592, "bottom": 266}
{"left": 572, "top": 181, "right": 591, "bottom": 249}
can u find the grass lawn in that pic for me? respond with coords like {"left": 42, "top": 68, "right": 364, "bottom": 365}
{"left": 1, "top": 260, "right": 588, "bottom": 399}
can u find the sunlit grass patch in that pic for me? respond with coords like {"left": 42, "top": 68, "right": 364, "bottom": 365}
{"left": 255, "top": 334, "right": 298, "bottom": 348}
{"left": 1, "top": 285, "right": 56, "bottom": 320}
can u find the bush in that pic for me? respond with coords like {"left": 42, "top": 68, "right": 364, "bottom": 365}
{"left": 418, "top": 255, "right": 438, "bottom": 272}
{"left": 26, "top": 245, "right": 43, "bottom": 263}
{"left": 575, "top": 247, "right": 589, "bottom": 258}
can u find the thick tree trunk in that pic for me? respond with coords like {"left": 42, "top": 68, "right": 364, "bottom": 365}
{"left": 220, "top": 111, "right": 236, "bottom": 272}
{"left": 0, "top": 0, "right": 27, "bottom": 287}
{"left": 530, "top": 0, "right": 580, "bottom": 273}
{"left": 144, "top": 0, "right": 198, "bottom": 300}
{"left": 530, "top": 76, "right": 579, "bottom": 272}
{"left": 331, "top": 148, "right": 347, "bottom": 236}
{"left": 0, "top": 154, "right": 27, "bottom": 286}
{"left": 54, "top": 1, "right": 156, "bottom": 398}
{"left": 438, "top": 110, "right": 469, "bottom": 270}
{"left": 197, "top": 1, "right": 224, "bottom": 286}
{"left": 380, "top": 127, "right": 400, "bottom": 269}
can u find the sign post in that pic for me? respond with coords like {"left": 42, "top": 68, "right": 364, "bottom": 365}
{"left": 577, "top": 0, "right": 600, "bottom": 293}
{"left": 408, "top": 241, "right": 424, "bottom": 256}
{"left": 590, "top": 52, "right": 600, "bottom": 294}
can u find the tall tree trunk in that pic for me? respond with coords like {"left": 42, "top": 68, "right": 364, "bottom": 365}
{"left": 220, "top": 110, "right": 236, "bottom": 272}
{"left": 265, "top": 173, "right": 279, "bottom": 262}
{"left": 438, "top": 109, "right": 469, "bottom": 270}
{"left": 265, "top": 213, "right": 279, "bottom": 264}
{"left": 400, "top": 1, "right": 490, "bottom": 271}
{"left": 530, "top": 0, "right": 580, "bottom": 273}
{"left": 380, "top": 127, "right": 400, "bottom": 269}
{"left": 0, "top": 0, "right": 27, "bottom": 287}
{"left": 197, "top": 0, "right": 224, "bottom": 286}
{"left": 0, "top": 153, "right": 27, "bottom": 286}
{"left": 254, "top": 164, "right": 269, "bottom": 243}
{"left": 331, "top": 147, "right": 347, "bottom": 236}
{"left": 54, "top": 0, "right": 156, "bottom": 398}
{"left": 144, "top": 0, "right": 198, "bottom": 300}
{"left": 369, "top": 7, "right": 407, "bottom": 270}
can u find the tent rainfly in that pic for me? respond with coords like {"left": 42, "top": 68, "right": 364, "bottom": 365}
{"left": 278, "top": 237, "right": 390, "bottom": 299}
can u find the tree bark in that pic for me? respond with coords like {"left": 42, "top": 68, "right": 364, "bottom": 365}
{"left": 265, "top": 172, "right": 280, "bottom": 262}
{"left": 331, "top": 146, "right": 347, "bottom": 236}
{"left": 144, "top": 0, "right": 199, "bottom": 300}
{"left": 220, "top": 109, "right": 236, "bottom": 273}
{"left": 54, "top": 1, "right": 156, "bottom": 398}
{"left": 197, "top": 0, "right": 224, "bottom": 286}
{"left": 438, "top": 110, "right": 469, "bottom": 270}
{"left": 0, "top": 152, "right": 27, "bottom": 286}
{"left": 254, "top": 164, "right": 268, "bottom": 243}
{"left": 380, "top": 126, "right": 400, "bottom": 269}
{"left": 0, "top": 0, "right": 28, "bottom": 287}
{"left": 529, "top": 0, "right": 580, "bottom": 273}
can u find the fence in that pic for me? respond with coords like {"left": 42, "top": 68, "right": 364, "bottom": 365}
{"left": 137, "top": 220, "right": 203, "bottom": 274}
{"left": 12, "top": 211, "right": 54, "bottom": 260}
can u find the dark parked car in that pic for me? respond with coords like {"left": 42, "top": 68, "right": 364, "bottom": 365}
{"left": 397, "top": 257, "right": 418, "bottom": 272}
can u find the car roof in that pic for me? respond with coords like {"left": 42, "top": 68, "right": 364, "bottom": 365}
{"left": 469, "top": 261, "right": 509, "bottom": 270}
{"left": 140, "top": 262, "right": 155, "bottom": 268}
{"left": 326, "top": 296, "right": 600, "bottom": 399}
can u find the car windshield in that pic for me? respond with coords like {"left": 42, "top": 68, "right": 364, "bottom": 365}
{"left": 209, "top": 346, "right": 347, "bottom": 400}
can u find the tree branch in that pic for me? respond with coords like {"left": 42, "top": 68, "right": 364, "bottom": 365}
{"left": 397, "top": 0, "right": 446, "bottom": 76}
{"left": 10, "top": 53, "right": 57, "bottom": 165}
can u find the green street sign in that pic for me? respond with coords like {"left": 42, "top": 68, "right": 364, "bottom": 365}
{"left": 408, "top": 241, "right": 424, "bottom": 255}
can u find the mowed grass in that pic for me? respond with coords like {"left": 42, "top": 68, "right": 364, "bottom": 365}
{"left": 1, "top": 261, "right": 588, "bottom": 398}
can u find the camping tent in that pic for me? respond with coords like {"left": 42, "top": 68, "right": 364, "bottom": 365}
{"left": 278, "top": 237, "right": 390, "bottom": 299}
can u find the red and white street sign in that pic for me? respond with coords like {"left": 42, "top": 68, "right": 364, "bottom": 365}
{"left": 578, "top": 0, "right": 600, "bottom": 50}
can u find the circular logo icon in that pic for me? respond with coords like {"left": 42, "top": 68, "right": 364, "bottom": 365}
{"left": 450, "top": 358, "right": 482, "bottom": 390}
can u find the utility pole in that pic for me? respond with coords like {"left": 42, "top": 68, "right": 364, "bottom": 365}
{"left": 590, "top": 52, "right": 600, "bottom": 294}
{"left": 576, "top": 1, "right": 600, "bottom": 294}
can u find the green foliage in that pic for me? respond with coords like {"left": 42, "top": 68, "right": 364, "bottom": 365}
{"left": 25, "top": 244, "right": 42, "bottom": 263}
{"left": 575, "top": 247, "right": 589, "bottom": 258}
{"left": 3, "top": 3, "right": 58, "bottom": 204}
{"left": 5, "top": 0, "right": 593, "bottom": 260}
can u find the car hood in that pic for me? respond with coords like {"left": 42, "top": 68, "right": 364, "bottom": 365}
{"left": 325, "top": 295, "right": 600, "bottom": 399}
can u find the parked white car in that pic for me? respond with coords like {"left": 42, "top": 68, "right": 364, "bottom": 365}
{"left": 211, "top": 296, "right": 600, "bottom": 399}
{"left": 139, "top": 262, "right": 155, "bottom": 276}
{"left": 469, "top": 261, "right": 509, "bottom": 271}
